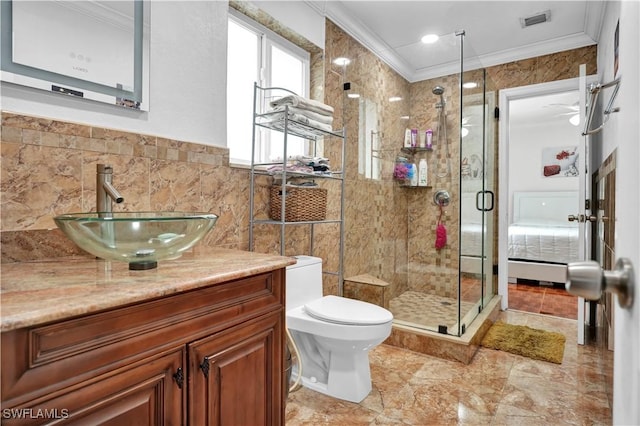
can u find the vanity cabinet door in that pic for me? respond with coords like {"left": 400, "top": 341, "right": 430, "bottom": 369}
{"left": 3, "top": 348, "right": 185, "bottom": 425}
{"left": 188, "top": 310, "right": 284, "bottom": 426}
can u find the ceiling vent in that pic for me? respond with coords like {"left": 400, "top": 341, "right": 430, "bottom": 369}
{"left": 520, "top": 10, "right": 551, "bottom": 28}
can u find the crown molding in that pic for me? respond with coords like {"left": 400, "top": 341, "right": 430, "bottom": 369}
{"left": 412, "top": 33, "right": 597, "bottom": 82}
{"left": 307, "top": 1, "right": 600, "bottom": 83}
{"left": 305, "top": 0, "right": 415, "bottom": 81}
{"left": 584, "top": 0, "right": 606, "bottom": 42}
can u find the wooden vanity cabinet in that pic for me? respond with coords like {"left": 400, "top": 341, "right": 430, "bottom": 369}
{"left": 1, "top": 269, "right": 286, "bottom": 425}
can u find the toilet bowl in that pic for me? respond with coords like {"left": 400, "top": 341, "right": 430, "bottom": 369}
{"left": 286, "top": 256, "right": 393, "bottom": 403}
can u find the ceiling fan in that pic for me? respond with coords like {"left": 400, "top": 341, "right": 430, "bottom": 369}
{"left": 544, "top": 101, "right": 581, "bottom": 126}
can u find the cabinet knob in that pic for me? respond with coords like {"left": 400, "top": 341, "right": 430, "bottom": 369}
{"left": 173, "top": 367, "right": 184, "bottom": 389}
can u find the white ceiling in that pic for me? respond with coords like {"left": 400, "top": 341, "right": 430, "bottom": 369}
{"left": 307, "top": 0, "right": 606, "bottom": 82}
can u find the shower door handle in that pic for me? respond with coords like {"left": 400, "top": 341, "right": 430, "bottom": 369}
{"left": 476, "top": 190, "right": 494, "bottom": 212}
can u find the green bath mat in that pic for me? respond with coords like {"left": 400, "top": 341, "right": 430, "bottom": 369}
{"left": 481, "top": 321, "right": 566, "bottom": 364}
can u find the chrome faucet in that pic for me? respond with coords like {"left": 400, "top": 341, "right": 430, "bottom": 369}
{"left": 97, "top": 164, "right": 124, "bottom": 215}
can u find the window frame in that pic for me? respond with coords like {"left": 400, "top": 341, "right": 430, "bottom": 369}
{"left": 227, "top": 9, "right": 311, "bottom": 167}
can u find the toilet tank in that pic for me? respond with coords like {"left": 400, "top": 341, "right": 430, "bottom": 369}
{"left": 286, "top": 255, "right": 323, "bottom": 311}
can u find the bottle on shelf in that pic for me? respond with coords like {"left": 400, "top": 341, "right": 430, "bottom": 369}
{"left": 418, "top": 158, "right": 428, "bottom": 187}
{"left": 409, "top": 163, "right": 418, "bottom": 186}
{"left": 425, "top": 129, "right": 433, "bottom": 149}
{"left": 403, "top": 129, "right": 412, "bottom": 148}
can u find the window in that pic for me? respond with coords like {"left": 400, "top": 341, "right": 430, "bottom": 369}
{"left": 227, "top": 11, "right": 310, "bottom": 165}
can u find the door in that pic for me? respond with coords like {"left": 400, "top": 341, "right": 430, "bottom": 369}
{"left": 611, "top": 2, "right": 639, "bottom": 422}
{"left": 188, "top": 311, "right": 284, "bottom": 426}
{"left": 458, "top": 82, "right": 496, "bottom": 332}
{"left": 21, "top": 348, "right": 185, "bottom": 425}
{"left": 574, "top": 65, "right": 590, "bottom": 344}
{"left": 498, "top": 75, "right": 597, "bottom": 340}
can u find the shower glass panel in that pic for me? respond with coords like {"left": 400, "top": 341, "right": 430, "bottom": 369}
{"left": 459, "top": 71, "right": 497, "bottom": 332}
{"left": 339, "top": 29, "right": 495, "bottom": 338}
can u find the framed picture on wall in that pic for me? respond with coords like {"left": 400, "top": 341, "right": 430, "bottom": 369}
{"left": 542, "top": 146, "right": 579, "bottom": 178}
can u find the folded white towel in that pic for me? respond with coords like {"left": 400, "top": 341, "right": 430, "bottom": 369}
{"left": 267, "top": 112, "right": 334, "bottom": 133}
{"left": 269, "top": 95, "right": 334, "bottom": 116}
{"left": 269, "top": 105, "right": 334, "bottom": 125}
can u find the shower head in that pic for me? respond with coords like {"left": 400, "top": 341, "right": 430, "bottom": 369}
{"left": 433, "top": 86, "right": 445, "bottom": 108}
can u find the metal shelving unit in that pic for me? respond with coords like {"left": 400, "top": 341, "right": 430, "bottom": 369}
{"left": 249, "top": 83, "right": 346, "bottom": 289}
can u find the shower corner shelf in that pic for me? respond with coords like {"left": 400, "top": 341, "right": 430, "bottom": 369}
{"left": 397, "top": 183, "right": 432, "bottom": 189}
{"left": 248, "top": 83, "right": 346, "bottom": 292}
{"left": 401, "top": 147, "right": 433, "bottom": 155}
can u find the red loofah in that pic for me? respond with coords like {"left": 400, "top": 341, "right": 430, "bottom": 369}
{"left": 435, "top": 223, "right": 447, "bottom": 250}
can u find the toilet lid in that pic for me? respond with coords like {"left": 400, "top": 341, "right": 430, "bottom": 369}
{"left": 304, "top": 295, "right": 393, "bottom": 325}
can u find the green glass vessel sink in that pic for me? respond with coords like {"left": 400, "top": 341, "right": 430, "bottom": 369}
{"left": 54, "top": 212, "right": 218, "bottom": 270}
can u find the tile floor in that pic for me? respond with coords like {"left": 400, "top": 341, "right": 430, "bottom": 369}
{"left": 285, "top": 310, "right": 612, "bottom": 425}
{"left": 508, "top": 281, "right": 578, "bottom": 320}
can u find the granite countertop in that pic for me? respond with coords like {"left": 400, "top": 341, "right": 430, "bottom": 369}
{"left": 0, "top": 248, "right": 296, "bottom": 332}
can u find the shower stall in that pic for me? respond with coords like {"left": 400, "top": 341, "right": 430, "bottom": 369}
{"left": 329, "top": 27, "right": 498, "bottom": 341}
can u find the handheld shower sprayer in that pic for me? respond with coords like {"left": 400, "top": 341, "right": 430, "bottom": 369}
{"left": 432, "top": 86, "right": 451, "bottom": 177}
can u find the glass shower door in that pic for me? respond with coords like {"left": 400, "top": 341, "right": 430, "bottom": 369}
{"left": 458, "top": 67, "right": 496, "bottom": 332}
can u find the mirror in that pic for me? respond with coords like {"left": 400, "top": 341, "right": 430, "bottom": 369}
{"left": 358, "top": 98, "right": 381, "bottom": 180}
{"left": 1, "top": 0, "right": 149, "bottom": 110}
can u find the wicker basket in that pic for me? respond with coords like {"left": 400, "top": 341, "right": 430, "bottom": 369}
{"left": 269, "top": 185, "right": 327, "bottom": 222}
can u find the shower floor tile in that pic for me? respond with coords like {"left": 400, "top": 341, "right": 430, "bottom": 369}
{"left": 388, "top": 291, "right": 476, "bottom": 330}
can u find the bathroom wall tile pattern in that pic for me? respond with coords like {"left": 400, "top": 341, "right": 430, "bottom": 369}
{"left": 0, "top": 111, "right": 245, "bottom": 262}
{"left": 325, "top": 21, "right": 411, "bottom": 300}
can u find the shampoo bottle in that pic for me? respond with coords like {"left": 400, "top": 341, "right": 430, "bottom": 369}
{"left": 418, "top": 159, "right": 428, "bottom": 187}
{"left": 409, "top": 163, "right": 418, "bottom": 186}
{"left": 404, "top": 129, "right": 412, "bottom": 148}
{"left": 425, "top": 129, "right": 433, "bottom": 149}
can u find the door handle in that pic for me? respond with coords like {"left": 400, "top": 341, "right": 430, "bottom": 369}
{"left": 568, "top": 214, "right": 586, "bottom": 222}
{"left": 475, "top": 190, "right": 494, "bottom": 212}
{"left": 566, "top": 258, "right": 635, "bottom": 309}
{"left": 587, "top": 215, "right": 598, "bottom": 222}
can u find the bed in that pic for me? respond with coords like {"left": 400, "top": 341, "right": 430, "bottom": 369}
{"left": 459, "top": 190, "right": 580, "bottom": 282}
{"left": 507, "top": 191, "right": 579, "bottom": 283}
{"left": 460, "top": 192, "right": 488, "bottom": 275}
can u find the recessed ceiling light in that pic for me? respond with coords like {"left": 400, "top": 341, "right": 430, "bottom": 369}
{"left": 462, "top": 82, "right": 478, "bottom": 89}
{"left": 333, "top": 57, "right": 351, "bottom": 66}
{"left": 389, "top": 96, "right": 403, "bottom": 102}
{"left": 347, "top": 93, "right": 360, "bottom": 99}
{"left": 421, "top": 34, "right": 439, "bottom": 44}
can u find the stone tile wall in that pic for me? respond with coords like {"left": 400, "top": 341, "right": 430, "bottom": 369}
{"left": 0, "top": 112, "right": 248, "bottom": 262}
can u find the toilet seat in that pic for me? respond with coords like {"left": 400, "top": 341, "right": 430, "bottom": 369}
{"left": 304, "top": 295, "right": 393, "bottom": 325}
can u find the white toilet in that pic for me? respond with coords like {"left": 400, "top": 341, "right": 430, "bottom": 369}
{"left": 286, "top": 256, "right": 393, "bottom": 403}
